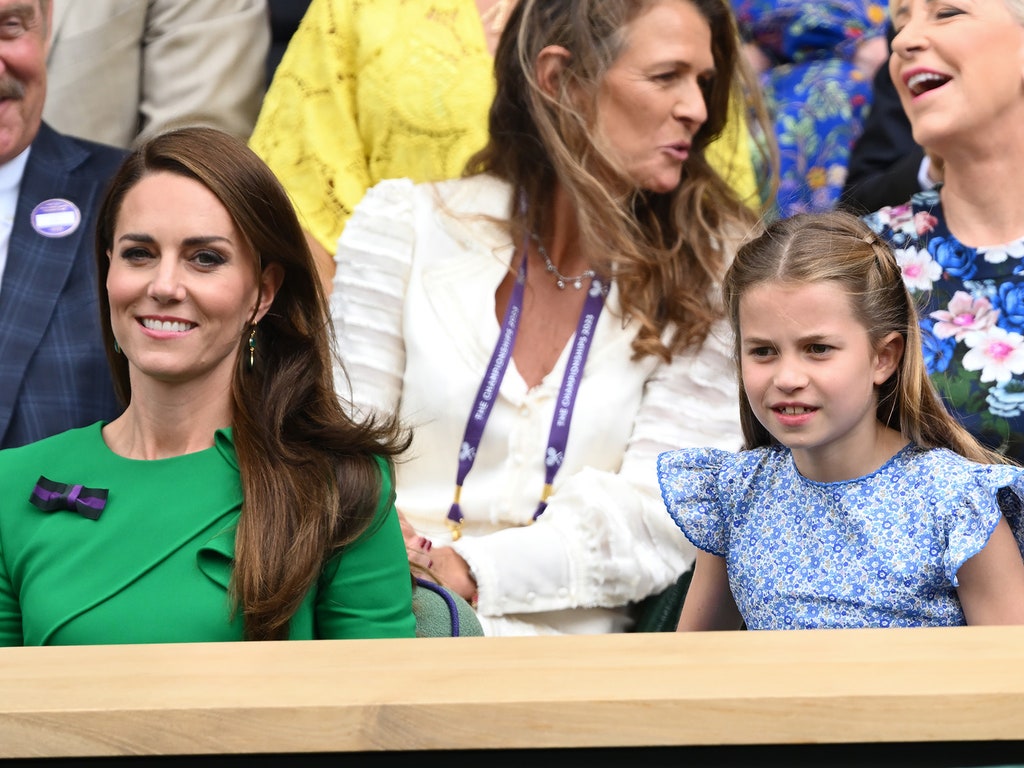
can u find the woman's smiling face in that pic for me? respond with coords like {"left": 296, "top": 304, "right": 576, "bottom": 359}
{"left": 890, "top": 0, "right": 1024, "bottom": 152}
{"left": 106, "top": 171, "right": 269, "bottom": 392}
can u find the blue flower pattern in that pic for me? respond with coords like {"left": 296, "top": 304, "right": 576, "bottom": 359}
{"left": 931, "top": 236, "right": 977, "bottom": 280}
{"left": 987, "top": 383, "right": 1024, "bottom": 420}
{"left": 997, "top": 283, "right": 1024, "bottom": 332}
{"left": 657, "top": 444, "right": 1024, "bottom": 630}
{"left": 919, "top": 318, "right": 955, "bottom": 375}
{"left": 731, "top": 0, "right": 888, "bottom": 216}
{"left": 864, "top": 190, "right": 1024, "bottom": 459}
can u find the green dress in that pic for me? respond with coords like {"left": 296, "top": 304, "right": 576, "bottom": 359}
{"left": 0, "top": 423, "right": 416, "bottom": 645}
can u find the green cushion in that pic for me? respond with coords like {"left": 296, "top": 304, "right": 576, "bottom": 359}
{"left": 628, "top": 568, "right": 693, "bottom": 633}
{"left": 413, "top": 578, "right": 484, "bottom": 637}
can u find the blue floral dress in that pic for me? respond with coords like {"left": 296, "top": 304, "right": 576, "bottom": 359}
{"left": 864, "top": 189, "right": 1024, "bottom": 461}
{"left": 732, "top": 0, "right": 888, "bottom": 215}
{"left": 657, "top": 444, "right": 1024, "bottom": 630}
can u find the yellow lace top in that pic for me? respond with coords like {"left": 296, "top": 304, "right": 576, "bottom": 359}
{"left": 250, "top": 0, "right": 759, "bottom": 255}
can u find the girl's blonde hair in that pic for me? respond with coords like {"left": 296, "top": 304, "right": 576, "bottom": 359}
{"left": 724, "top": 210, "right": 1013, "bottom": 464}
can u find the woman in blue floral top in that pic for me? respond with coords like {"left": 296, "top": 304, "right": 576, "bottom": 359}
{"left": 862, "top": 0, "right": 1024, "bottom": 465}
{"left": 658, "top": 211, "right": 1024, "bottom": 631}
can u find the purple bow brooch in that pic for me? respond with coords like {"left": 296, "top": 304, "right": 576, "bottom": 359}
{"left": 29, "top": 476, "right": 108, "bottom": 521}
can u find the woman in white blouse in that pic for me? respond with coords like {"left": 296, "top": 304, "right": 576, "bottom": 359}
{"left": 330, "top": 0, "right": 768, "bottom": 635}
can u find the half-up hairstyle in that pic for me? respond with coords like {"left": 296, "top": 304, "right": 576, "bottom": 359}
{"left": 723, "top": 210, "right": 1012, "bottom": 464}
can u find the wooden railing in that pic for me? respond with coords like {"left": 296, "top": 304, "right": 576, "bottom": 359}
{"left": 1, "top": 625, "right": 1023, "bottom": 760}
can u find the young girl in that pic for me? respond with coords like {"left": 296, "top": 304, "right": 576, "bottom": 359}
{"left": 658, "top": 210, "right": 1024, "bottom": 631}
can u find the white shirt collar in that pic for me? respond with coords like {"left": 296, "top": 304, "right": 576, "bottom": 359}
{"left": 0, "top": 144, "right": 33, "bottom": 288}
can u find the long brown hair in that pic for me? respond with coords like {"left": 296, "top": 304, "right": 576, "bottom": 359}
{"left": 724, "top": 210, "right": 1012, "bottom": 464}
{"left": 466, "top": 0, "right": 767, "bottom": 361}
{"left": 94, "top": 126, "right": 413, "bottom": 640}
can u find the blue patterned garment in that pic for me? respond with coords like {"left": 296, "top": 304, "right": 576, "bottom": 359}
{"left": 731, "top": 0, "right": 888, "bottom": 216}
{"left": 658, "top": 444, "right": 1024, "bottom": 630}
{"left": 864, "top": 189, "right": 1024, "bottom": 462}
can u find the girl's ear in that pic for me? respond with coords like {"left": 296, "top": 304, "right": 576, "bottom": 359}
{"left": 535, "top": 44, "right": 572, "bottom": 97}
{"left": 874, "top": 331, "right": 905, "bottom": 385}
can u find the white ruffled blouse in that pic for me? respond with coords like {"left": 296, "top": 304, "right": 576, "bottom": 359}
{"left": 330, "top": 173, "right": 743, "bottom": 635}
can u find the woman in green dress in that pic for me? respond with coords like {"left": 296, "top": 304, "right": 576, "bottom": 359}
{"left": 0, "top": 126, "right": 421, "bottom": 644}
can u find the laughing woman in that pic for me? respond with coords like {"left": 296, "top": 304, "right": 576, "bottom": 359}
{"left": 0, "top": 127, "right": 419, "bottom": 645}
{"left": 863, "top": 0, "right": 1024, "bottom": 462}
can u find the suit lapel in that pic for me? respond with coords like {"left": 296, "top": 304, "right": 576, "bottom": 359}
{"left": 0, "top": 125, "right": 97, "bottom": 436}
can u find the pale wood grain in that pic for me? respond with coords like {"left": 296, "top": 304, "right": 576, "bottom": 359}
{"left": 0, "top": 626, "right": 1022, "bottom": 757}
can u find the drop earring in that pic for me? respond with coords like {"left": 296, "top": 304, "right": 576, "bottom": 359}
{"left": 113, "top": 339, "right": 121, "bottom": 354}
{"left": 248, "top": 325, "right": 256, "bottom": 370}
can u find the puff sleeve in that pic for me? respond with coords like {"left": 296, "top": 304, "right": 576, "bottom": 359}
{"left": 658, "top": 447, "right": 736, "bottom": 558}
{"left": 943, "top": 466, "right": 1024, "bottom": 586}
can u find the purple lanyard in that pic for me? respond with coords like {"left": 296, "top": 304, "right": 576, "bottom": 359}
{"left": 446, "top": 234, "right": 606, "bottom": 540}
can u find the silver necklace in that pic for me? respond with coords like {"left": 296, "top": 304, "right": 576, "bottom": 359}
{"left": 532, "top": 235, "right": 596, "bottom": 290}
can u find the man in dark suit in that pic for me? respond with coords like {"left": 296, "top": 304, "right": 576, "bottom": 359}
{"left": 0, "top": 0, "right": 125, "bottom": 448}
